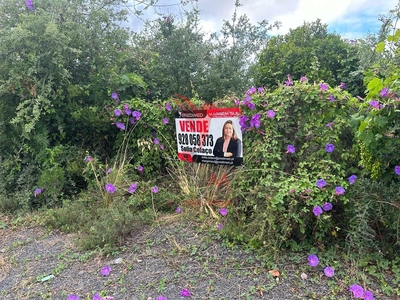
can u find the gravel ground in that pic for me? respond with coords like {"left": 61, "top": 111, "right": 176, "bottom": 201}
{"left": 0, "top": 217, "right": 397, "bottom": 300}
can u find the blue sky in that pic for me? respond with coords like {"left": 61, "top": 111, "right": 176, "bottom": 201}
{"left": 126, "top": 0, "right": 399, "bottom": 39}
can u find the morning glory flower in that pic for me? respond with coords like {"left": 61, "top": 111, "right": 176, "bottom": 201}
{"left": 349, "top": 284, "right": 364, "bottom": 298}
{"left": 395, "top": 166, "right": 400, "bottom": 175}
{"left": 105, "top": 183, "right": 116, "bottom": 194}
{"left": 322, "top": 202, "right": 333, "bottom": 211}
{"left": 329, "top": 94, "right": 335, "bottom": 101}
{"left": 111, "top": 92, "right": 119, "bottom": 101}
{"left": 300, "top": 76, "right": 307, "bottom": 82}
{"left": 26, "top": 0, "right": 34, "bottom": 10}
{"left": 106, "top": 168, "right": 112, "bottom": 174}
{"left": 163, "top": 118, "right": 169, "bottom": 124}
{"left": 101, "top": 265, "right": 111, "bottom": 276}
{"left": 286, "top": 145, "right": 295, "bottom": 153}
{"left": 68, "top": 295, "right": 80, "bottom": 300}
{"left": 380, "top": 87, "right": 389, "bottom": 97}
{"left": 217, "top": 223, "right": 224, "bottom": 230}
{"left": 284, "top": 74, "right": 293, "bottom": 86}
{"left": 250, "top": 114, "right": 261, "bottom": 128}
{"left": 267, "top": 110, "right": 275, "bottom": 118}
{"left": 34, "top": 188, "right": 42, "bottom": 197}
{"left": 154, "top": 138, "right": 160, "bottom": 145}
{"left": 324, "top": 266, "right": 334, "bottom": 277}
{"left": 257, "top": 87, "right": 264, "bottom": 93}
{"left": 151, "top": 186, "right": 159, "bottom": 193}
{"left": 246, "top": 87, "right": 256, "bottom": 95}
{"left": 137, "top": 165, "right": 143, "bottom": 172}
{"left": 335, "top": 186, "right": 345, "bottom": 195}
{"left": 116, "top": 122, "right": 125, "bottom": 130}
{"left": 369, "top": 100, "right": 380, "bottom": 109}
{"left": 114, "top": 109, "right": 122, "bottom": 117}
{"left": 326, "top": 122, "right": 334, "bottom": 129}
{"left": 339, "top": 82, "right": 346, "bottom": 90}
{"left": 160, "top": 144, "right": 165, "bottom": 149}
{"left": 180, "top": 289, "right": 191, "bottom": 297}
{"left": 176, "top": 206, "right": 182, "bottom": 214}
{"left": 219, "top": 207, "right": 228, "bottom": 216}
{"left": 242, "top": 96, "right": 251, "bottom": 105}
{"left": 325, "top": 143, "right": 335, "bottom": 153}
{"left": 348, "top": 174, "right": 357, "bottom": 184}
{"left": 320, "top": 83, "right": 328, "bottom": 91}
{"left": 128, "top": 183, "right": 137, "bottom": 194}
{"left": 313, "top": 206, "right": 323, "bottom": 216}
{"left": 132, "top": 110, "right": 141, "bottom": 120}
{"left": 165, "top": 102, "right": 172, "bottom": 111}
{"left": 364, "top": 290, "right": 374, "bottom": 300}
{"left": 247, "top": 102, "right": 256, "bottom": 110}
{"left": 92, "top": 293, "right": 101, "bottom": 300}
{"left": 84, "top": 156, "right": 92, "bottom": 162}
{"left": 316, "top": 179, "right": 327, "bottom": 188}
{"left": 308, "top": 254, "right": 319, "bottom": 267}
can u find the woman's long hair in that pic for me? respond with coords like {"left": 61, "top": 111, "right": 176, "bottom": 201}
{"left": 221, "top": 120, "right": 238, "bottom": 140}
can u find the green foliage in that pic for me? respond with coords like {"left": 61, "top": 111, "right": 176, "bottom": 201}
{"left": 254, "top": 19, "right": 363, "bottom": 96}
{"left": 226, "top": 79, "right": 359, "bottom": 256}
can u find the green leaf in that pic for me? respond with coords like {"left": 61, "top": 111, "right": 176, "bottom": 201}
{"left": 375, "top": 41, "right": 385, "bottom": 53}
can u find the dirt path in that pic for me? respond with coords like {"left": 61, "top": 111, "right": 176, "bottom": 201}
{"left": 0, "top": 219, "right": 396, "bottom": 300}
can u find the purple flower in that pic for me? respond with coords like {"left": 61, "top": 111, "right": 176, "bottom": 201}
{"left": 349, "top": 284, "right": 364, "bottom": 298}
{"left": 106, "top": 168, "right": 112, "bottom": 174}
{"left": 316, "top": 179, "right": 327, "bottom": 188}
{"left": 364, "top": 290, "right": 374, "bottom": 300}
{"left": 308, "top": 254, "right": 319, "bottom": 267}
{"left": 105, "top": 183, "right": 116, "bottom": 194}
{"left": 369, "top": 100, "right": 380, "bottom": 109}
{"left": 138, "top": 165, "right": 143, "bottom": 172}
{"left": 313, "top": 206, "right": 323, "bottom": 216}
{"left": 246, "top": 87, "right": 256, "bottom": 95}
{"left": 111, "top": 92, "right": 119, "bottom": 101}
{"left": 329, "top": 94, "right": 335, "bottom": 101}
{"left": 286, "top": 144, "right": 295, "bottom": 153}
{"left": 26, "top": 0, "right": 34, "bottom": 10}
{"left": 160, "top": 144, "right": 165, "bottom": 150}
{"left": 322, "top": 202, "right": 333, "bottom": 211}
{"left": 125, "top": 108, "right": 131, "bottom": 115}
{"left": 128, "top": 183, "right": 137, "bottom": 194}
{"left": 242, "top": 96, "right": 251, "bottom": 105}
{"left": 325, "top": 122, "right": 334, "bottom": 129}
{"left": 176, "top": 206, "right": 182, "bottom": 214}
{"left": 217, "top": 223, "right": 224, "bottom": 230}
{"left": 239, "top": 115, "right": 249, "bottom": 127}
{"left": 257, "top": 87, "right": 264, "bottom": 93}
{"left": 154, "top": 138, "right": 160, "bottom": 145}
{"left": 320, "top": 83, "right": 328, "bottom": 91}
{"left": 151, "top": 186, "right": 159, "bottom": 194}
{"left": 129, "top": 117, "right": 135, "bottom": 124}
{"left": 335, "top": 186, "right": 345, "bottom": 195}
{"left": 116, "top": 122, "right": 125, "bottom": 130}
{"left": 92, "top": 293, "right": 101, "bottom": 300}
{"left": 234, "top": 99, "right": 240, "bottom": 105}
{"left": 348, "top": 174, "right": 358, "bottom": 184}
{"left": 325, "top": 143, "right": 335, "bottom": 153}
{"left": 132, "top": 110, "right": 141, "bottom": 120}
{"left": 34, "top": 188, "right": 42, "bottom": 197}
{"left": 324, "top": 266, "right": 334, "bottom": 277}
{"left": 101, "top": 265, "right": 111, "bottom": 276}
{"left": 180, "top": 289, "right": 191, "bottom": 297}
{"left": 114, "top": 109, "right": 122, "bottom": 117}
{"left": 395, "top": 166, "right": 400, "bottom": 175}
{"left": 250, "top": 114, "right": 261, "bottom": 128}
{"left": 267, "top": 110, "right": 275, "bottom": 118}
{"left": 156, "top": 297, "right": 168, "bottom": 300}
{"left": 163, "top": 118, "right": 169, "bottom": 124}
{"left": 380, "top": 87, "right": 389, "bottom": 97}
{"left": 219, "top": 207, "right": 228, "bottom": 216}
{"left": 68, "top": 295, "right": 80, "bottom": 300}
{"left": 165, "top": 102, "right": 172, "bottom": 111}
{"left": 247, "top": 102, "right": 256, "bottom": 110}
{"left": 300, "top": 76, "right": 307, "bottom": 82}
{"left": 339, "top": 82, "right": 346, "bottom": 90}
{"left": 285, "top": 74, "right": 293, "bottom": 86}
{"left": 84, "top": 156, "right": 93, "bottom": 162}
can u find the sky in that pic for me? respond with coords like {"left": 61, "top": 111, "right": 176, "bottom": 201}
{"left": 126, "top": 0, "right": 400, "bottom": 39}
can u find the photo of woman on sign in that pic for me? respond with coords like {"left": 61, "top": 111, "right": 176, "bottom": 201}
{"left": 213, "top": 120, "right": 242, "bottom": 158}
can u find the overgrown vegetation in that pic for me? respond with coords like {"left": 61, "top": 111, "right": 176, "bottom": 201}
{"left": 1, "top": 0, "right": 400, "bottom": 298}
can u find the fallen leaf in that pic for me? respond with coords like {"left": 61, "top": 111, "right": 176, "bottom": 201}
{"left": 268, "top": 269, "right": 280, "bottom": 277}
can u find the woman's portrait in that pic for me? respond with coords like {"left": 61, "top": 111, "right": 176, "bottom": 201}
{"left": 213, "top": 120, "right": 242, "bottom": 158}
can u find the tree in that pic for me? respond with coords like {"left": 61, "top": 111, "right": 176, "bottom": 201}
{"left": 254, "top": 19, "right": 363, "bottom": 96}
